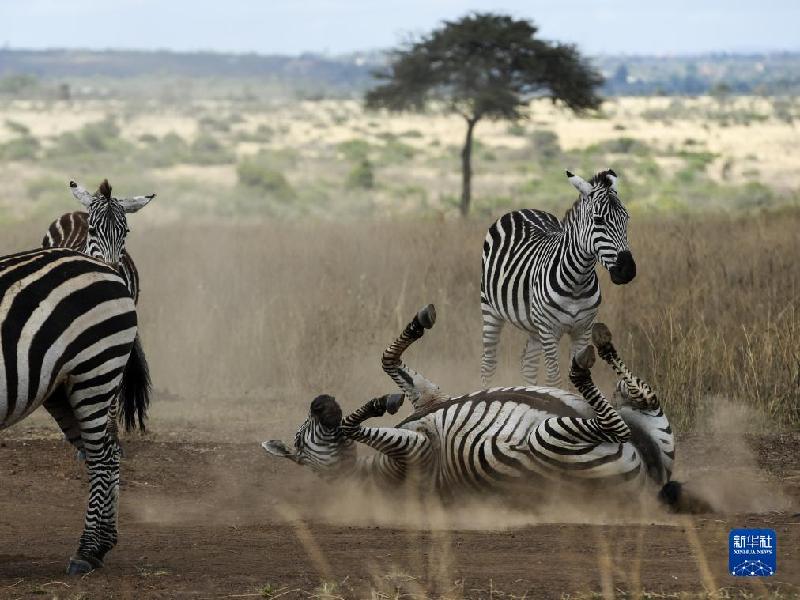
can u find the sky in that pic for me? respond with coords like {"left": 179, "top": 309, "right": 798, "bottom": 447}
{"left": 1, "top": 0, "right": 798, "bottom": 56}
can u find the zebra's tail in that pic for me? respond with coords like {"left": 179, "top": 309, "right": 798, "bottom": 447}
{"left": 118, "top": 334, "right": 151, "bottom": 432}
{"left": 658, "top": 480, "right": 714, "bottom": 514}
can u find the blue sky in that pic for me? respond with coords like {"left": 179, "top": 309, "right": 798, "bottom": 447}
{"left": 1, "top": 0, "right": 798, "bottom": 55}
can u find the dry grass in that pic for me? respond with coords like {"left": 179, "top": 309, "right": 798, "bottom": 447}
{"left": 3, "top": 208, "right": 798, "bottom": 440}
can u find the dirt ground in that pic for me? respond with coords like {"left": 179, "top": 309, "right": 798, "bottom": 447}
{"left": 0, "top": 425, "right": 798, "bottom": 600}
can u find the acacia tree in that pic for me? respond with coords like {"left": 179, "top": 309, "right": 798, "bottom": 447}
{"left": 366, "top": 13, "right": 603, "bottom": 216}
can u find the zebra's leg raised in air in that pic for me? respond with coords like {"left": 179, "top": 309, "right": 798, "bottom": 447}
{"left": 592, "top": 322, "right": 659, "bottom": 410}
{"left": 340, "top": 397, "right": 432, "bottom": 484}
{"left": 528, "top": 346, "right": 632, "bottom": 472}
{"left": 480, "top": 305, "right": 505, "bottom": 386}
{"left": 520, "top": 335, "right": 542, "bottom": 386}
{"left": 382, "top": 304, "right": 448, "bottom": 410}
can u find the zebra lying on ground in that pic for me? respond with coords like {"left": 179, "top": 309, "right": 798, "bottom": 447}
{"left": 43, "top": 179, "right": 154, "bottom": 452}
{"left": 0, "top": 191, "right": 151, "bottom": 573}
{"left": 264, "top": 305, "right": 704, "bottom": 511}
{"left": 481, "top": 168, "right": 636, "bottom": 387}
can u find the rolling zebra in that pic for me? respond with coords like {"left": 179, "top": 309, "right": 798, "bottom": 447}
{"left": 263, "top": 305, "right": 700, "bottom": 510}
{"left": 0, "top": 247, "right": 151, "bottom": 574}
{"left": 480, "top": 168, "right": 636, "bottom": 387}
{"left": 43, "top": 179, "right": 154, "bottom": 449}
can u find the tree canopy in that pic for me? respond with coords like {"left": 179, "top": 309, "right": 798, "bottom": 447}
{"left": 366, "top": 12, "right": 604, "bottom": 215}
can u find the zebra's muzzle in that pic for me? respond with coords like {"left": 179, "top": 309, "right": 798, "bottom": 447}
{"left": 609, "top": 250, "right": 636, "bottom": 284}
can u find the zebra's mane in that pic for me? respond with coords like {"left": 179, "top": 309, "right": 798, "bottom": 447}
{"left": 561, "top": 169, "right": 618, "bottom": 224}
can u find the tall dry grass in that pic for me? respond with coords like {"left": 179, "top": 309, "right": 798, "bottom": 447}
{"left": 2, "top": 210, "right": 798, "bottom": 440}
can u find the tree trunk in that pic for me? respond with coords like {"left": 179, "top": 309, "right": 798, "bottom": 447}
{"left": 460, "top": 116, "right": 479, "bottom": 217}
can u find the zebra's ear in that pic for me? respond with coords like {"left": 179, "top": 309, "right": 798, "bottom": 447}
{"left": 565, "top": 170, "right": 592, "bottom": 196}
{"left": 605, "top": 169, "right": 618, "bottom": 192}
{"left": 118, "top": 193, "right": 156, "bottom": 213}
{"left": 262, "top": 440, "right": 299, "bottom": 462}
{"left": 69, "top": 180, "right": 94, "bottom": 208}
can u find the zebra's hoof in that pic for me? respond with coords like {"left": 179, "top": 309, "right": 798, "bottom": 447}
{"left": 574, "top": 345, "right": 595, "bottom": 370}
{"left": 416, "top": 304, "right": 436, "bottom": 329}
{"left": 385, "top": 393, "right": 404, "bottom": 415}
{"left": 592, "top": 322, "right": 613, "bottom": 347}
{"left": 66, "top": 556, "right": 98, "bottom": 575}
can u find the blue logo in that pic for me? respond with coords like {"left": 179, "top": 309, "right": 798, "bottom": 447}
{"left": 729, "top": 529, "right": 776, "bottom": 576}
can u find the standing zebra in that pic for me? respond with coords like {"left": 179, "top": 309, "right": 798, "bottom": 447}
{"left": 43, "top": 179, "right": 154, "bottom": 450}
{"left": 0, "top": 246, "right": 150, "bottom": 574}
{"left": 263, "top": 306, "right": 697, "bottom": 510}
{"left": 481, "top": 168, "right": 636, "bottom": 387}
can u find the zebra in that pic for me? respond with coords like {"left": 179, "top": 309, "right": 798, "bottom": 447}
{"left": 43, "top": 179, "right": 154, "bottom": 451}
{"left": 263, "top": 305, "right": 701, "bottom": 511}
{"left": 0, "top": 246, "right": 151, "bottom": 574}
{"left": 480, "top": 168, "right": 637, "bottom": 387}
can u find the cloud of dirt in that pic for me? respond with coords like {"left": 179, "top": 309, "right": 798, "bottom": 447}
{"left": 671, "top": 396, "right": 793, "bottom": 514}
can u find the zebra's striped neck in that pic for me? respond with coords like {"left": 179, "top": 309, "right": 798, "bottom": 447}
{"left": 558, "top": 200, "right": 599, "bottom": 290}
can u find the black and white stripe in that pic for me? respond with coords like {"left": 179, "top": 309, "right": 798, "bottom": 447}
{"left": 0, "top": 247, "right": 151, "bottom": 574}
{"left": 264, "top": 307, "right": 677, "bottom": 506}
{"left": 480, "top": 169, "right": 636, "bottom": 386}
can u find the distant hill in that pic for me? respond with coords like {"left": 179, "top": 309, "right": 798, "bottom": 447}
{"left": 1, "top": 48, "right": 798, "bottom": 99}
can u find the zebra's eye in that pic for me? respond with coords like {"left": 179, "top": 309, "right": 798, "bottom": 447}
{"left": 593, "top": 216, "right": 605, "bottom": 225}
{"left": 88, "top": 227, "right": 97, "bottom": 235}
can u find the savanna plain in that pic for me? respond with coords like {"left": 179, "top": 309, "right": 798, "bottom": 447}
{"left": 0, "top": 93, "right": 799, "bottom": 598}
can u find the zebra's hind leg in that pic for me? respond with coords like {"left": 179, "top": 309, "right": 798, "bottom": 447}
{"left": 480, "top": 307, "right": 505, "bottom": 386}
{"left": 106, "top": 396, "right": 125, "bottom": 458}
{"left": 382, "top": 304, "right": 446, "bottom": 410}
{"left": 66, "top": 382, "right": 122, "bottom": 575}
{"left": 520, "top": 335, "right": 542, "bottom": 386}
{"left": 43, "top": 386, "right": 85, "bottom": 458}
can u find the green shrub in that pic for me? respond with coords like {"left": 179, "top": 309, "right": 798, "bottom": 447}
{"left": 337, "top": 138, "right": 372, "bottom": 161}
{"left": 0, "top": 135, "right": 39, "bottom": 160}
{"left": 346, "top": 158, "right": 375, "bottom": 189}
{"left": 381, "top": 139, "right": 415, "bottom": 162}
{"left": 237, "top": 156, "right": 294, "bottom": 199}
{"left": 187, "top": 134, "right": 235, "bottom": 165}
{"left": 4, "top": 120, "right": 30, "bottom": 136}
{"left": 49, "top": 117, "right": 127, "bottom": 156}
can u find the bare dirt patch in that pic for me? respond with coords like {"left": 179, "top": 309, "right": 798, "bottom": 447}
{"left": 0, "top": 430, "right": 797, "bottom": 599}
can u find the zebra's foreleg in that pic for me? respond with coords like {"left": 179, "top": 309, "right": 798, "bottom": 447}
{"left": 480, "top": 307, "right": 504, "bottom": 386}
{"left": 342, "top": 394, "right": 406, "bottom": 429}
{"left": 520, "top": 335, "right": 542, "bottom": 386}
{"left": 66, "top": 383, "right": 122, "bottom": 574}
{"left": 340, "top": 422, "right": 431, "bottom": 484}
{"left": 383, "top": 304, "right": 446, "bottom": 410}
